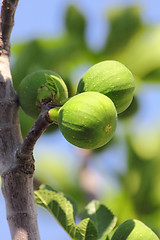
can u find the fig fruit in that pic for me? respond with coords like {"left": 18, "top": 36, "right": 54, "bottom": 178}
{"left": 58, "top": 92, "right": 117, "bottom": 149}
{"left": 77, "top": 60, "right": 135, "bottom": 114}
{"left": 18, "top": 70, "right": 68, "bottom": 119}
{"left": 111, "top": 219, "right": 159, "bottom": 240}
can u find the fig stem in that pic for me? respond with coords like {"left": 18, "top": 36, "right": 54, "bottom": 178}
{"left": 48, "top": 106, "right": 61, "bottom": 123}
{"left": 17, "top": 102, "right": 54, "bottom": 160}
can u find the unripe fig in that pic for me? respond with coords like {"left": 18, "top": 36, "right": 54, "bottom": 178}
{"left": 77, "top": 60, "right": 135, "bottom": 114}
{"left": 18, "top": 70, "right": 68, "bottom": 119}
{"left": 111, "top": 219, "right": 159, "bottom": 240}
{"left": 58, "top": 92, "right": 117, "bottom": 149}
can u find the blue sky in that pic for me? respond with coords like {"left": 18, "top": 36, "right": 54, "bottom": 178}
{"left": 1, "top": 0, "right": 160, "bottom": 239}
{"left": 11, "top": 0, "right": 160, "bottom": 50}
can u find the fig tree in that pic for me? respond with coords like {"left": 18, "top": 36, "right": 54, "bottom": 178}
{"left": 111, "top": 219, "right": 159, "bottom": 240}
{"left": 18, "top": 70, "right": 68, "bottom": 119}
{"left": 77, "top": 60, "right": 135, "bottom": 114}
{"left": 57, "top": 91, "right": 117, "bottom": 149}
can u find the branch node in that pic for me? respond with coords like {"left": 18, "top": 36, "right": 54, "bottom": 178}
{"left": 15, "top": 150, "right": 35, "bottom": 175}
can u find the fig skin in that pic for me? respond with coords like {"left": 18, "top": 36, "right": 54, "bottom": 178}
{"left": 18, "top": 70, "right": 68, "bottom": 119}
{"left": 77, "top": 60, "right": 135, "bottom": 114}
{"left": 58, "top": 92, "right": 117, "bottom": 149}
{"left": 111, "top": 219, "right": 159, "bottom": 240}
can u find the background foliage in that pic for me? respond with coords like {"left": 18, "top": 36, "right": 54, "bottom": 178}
{"left": 1, "top": 1, "right": 160, "bottom": 239}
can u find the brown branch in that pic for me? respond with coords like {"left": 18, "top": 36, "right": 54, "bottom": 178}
{"left": 1, "top": 170, "right": 40, "bottom": 240}
{"left": 0, "top": 0, "right": 19, "bottom": 55}
{"left": 0, "top": 1, "right": 42, "bottom": 239}
{"left": 17, "top": 103, "right": 54, "bottom": 161}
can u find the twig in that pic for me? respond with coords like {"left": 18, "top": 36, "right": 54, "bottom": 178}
{"left": 17, "top": 103, "right": 54, "bottom": 162}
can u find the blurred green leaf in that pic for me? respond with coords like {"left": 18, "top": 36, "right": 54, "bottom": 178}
{"left": 142, "top": 68, "right": 160, "bottom": 82}
{"left": 115, "top": 133, "right": 160, "bottom": 237}
{"left": 130, "top": 130, "right": 160, "bottom": 160}
{"left": 104, "top": 6, "right": 142, "bottom": 55}
{"left": 141, "top": 209, "right": 160, "bottom": 236}
{"left": 104, "top": 190, "right": 137, "bottom": 225}
{"left": 65, "top": 5, "right": 86, "bottom": 41}
{"left": 12, "top": 40, "right": 45, "bottom": 90}
{"left": 12, "top": 37, "right": 91, "bottom": 97}
{"left": 34, "top": 154, "right": 86, "bottom": 208}
{"left": 81, "top": 200, "right": 117, "bottom": 240}
{"left": 115, "top": 27, "right": 160, "bottom": 78}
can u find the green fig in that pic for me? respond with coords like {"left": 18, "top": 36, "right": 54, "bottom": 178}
{"left": 111, "top": 219, "right": 159, "bottom": 240}
{"left": 77, "top": 60, "right": 135, "bottom": 114}
{"left": 57, "top": 92, "right": 117, "bottom": 149}
{"left": 18, "top": 70, "right": 68, "bottom": 119}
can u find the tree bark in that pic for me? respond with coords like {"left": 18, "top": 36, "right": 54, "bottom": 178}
{"left": 0, "top": 0, "right": 52, "bottom": 239}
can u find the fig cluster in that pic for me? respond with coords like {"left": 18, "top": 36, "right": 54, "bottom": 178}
{"left": 18, "top": 60, "right": 135, "bottom": 149}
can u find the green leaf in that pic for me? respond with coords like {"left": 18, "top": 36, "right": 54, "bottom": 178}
{"left": 105, "top": 6, "right": 142, "bottom": 55}
{"left": 45, "top": 74, "right": 68, "bottom": 105}
{"left": 34, "top": 189, "right": 97, "bottom": 240}
{"left": 75, "top": 218, "right": 97, "bottom": 240}
{"left": 142, "top": 68, "right": 160, "bottom": 82}
{"left": 81, "top": 200, "right": 117, "bottom": 240}
{"left": 116, "top": 27, "right": 160, "bottom": 78}
{"left": 45, "top": 74, "right": 57, "bottom": 93}
{"left": 12, "top": 40, "right": 44, "bottom": 90}
{"left": 65, "top": 5, "right": 86, "bottom": 40}
{"left": 39, "top": 184, "right": 78, "bottom": 219}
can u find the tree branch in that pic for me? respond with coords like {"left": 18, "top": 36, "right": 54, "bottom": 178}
{"left": 1, "top": 170, "right": 40, "bottom": 240}
{"left": 17, "top": 103, "right": 54, "bottom": 165}
{"left": 0, "top": 0, "right": 19, "bottom": 55}
{"left": 0, "top": 1, "right": 42, "bottom": 239}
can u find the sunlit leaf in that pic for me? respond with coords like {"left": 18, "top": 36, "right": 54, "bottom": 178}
{"left": 35, "top": 189, "right": 97, "bottom": 240}
{"left": 81, "top": 200, "right": 117, "bottom": 240}
{"left": 39, "top": 184, "right": 78, "bottom": 219}
{"left": 75, "top": 218, "right": 97, "bottom": 240}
